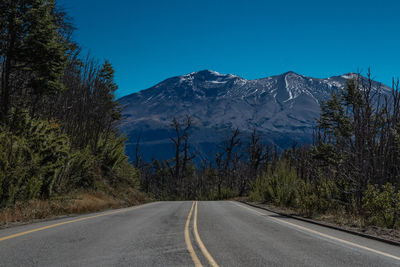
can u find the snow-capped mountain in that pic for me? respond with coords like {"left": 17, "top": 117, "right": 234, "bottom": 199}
{"left": 119, "top": 70, "right": 391, "bottom": 161}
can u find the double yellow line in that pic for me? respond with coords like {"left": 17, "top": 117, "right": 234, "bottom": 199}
{"left": 185, "top": 201, "right": 219, "bottom": 267}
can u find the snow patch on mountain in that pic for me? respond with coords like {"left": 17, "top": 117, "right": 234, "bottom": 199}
{"left": 118, "top": 70, "right": 392, "bottom": 161}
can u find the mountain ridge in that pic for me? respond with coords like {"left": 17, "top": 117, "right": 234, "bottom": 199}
{"left": 119, "top": 70, "right": 391, "bottom": 161}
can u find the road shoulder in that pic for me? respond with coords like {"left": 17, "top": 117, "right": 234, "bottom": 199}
{"left": 238, "top": 200, "right": 400, "bottom": 246}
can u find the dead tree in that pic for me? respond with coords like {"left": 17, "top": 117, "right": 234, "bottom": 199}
{"left": 166, "top": 115, "right": 195, "bottom": 198}
{"left": 215, "top": 128, "right": 241, "bottom": 199}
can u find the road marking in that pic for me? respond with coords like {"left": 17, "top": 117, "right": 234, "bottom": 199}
{"left": 0, "top": 202, "right": 158, "bottom": 242}
{"left": 232, "top": 201, "right": 400, "bottom": 262}
{"left": 193, "top": 201, "right": 219, "bottom": 267}
{"left": 185, "top": 201, "right": 202, "bottom": 267}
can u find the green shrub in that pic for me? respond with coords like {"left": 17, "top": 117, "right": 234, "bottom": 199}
{"left": 250, "top": 161, "right": 298, "bottom": 207}
{"left": 115, "top": 160, "right": 140, "bottom": 189}
{"left": 0, "top": 115, "right": 70, "bottom": 206}
{"left": 96, "top": 134, "right": 130, "bottom": 185}
{"left": 297, "top": 179, "right": 318, "bottom": 216}
{"left": 0, "top": 131, "right": 29, "bottom": 206}
{"left": 362, "top": 183, "right": 400, "bottom": 229}
{"left": 64, "top": 134, "right": 141, "bottom": 191}
{"left": 65, "top": 146, "right": 96, "bottom": 189}
{"left": 220, "top": 187, "right": 239, "bottom": 199}
{"left": 249, "top": 175, "right": 268, "bottom": 202}
{"left": 24, "top": 118, "right": 70, "bottom": 197}
{"left": 297, "top": 178, "right": 340, "bottom": 216}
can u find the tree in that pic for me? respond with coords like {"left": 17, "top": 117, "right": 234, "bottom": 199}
{"left": 215, "top": 128, "right": 241, "bottom": 199}
{"left": 165, "top": 116, "right": 195, "bottom": 199}
{"left": 0, "top": 0, "right": 67, "bottom": 122}
{"left": 92, "top": 60, "right": 121, "bottom": 151}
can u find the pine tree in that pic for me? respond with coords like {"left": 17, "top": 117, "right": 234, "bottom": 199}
{"left": 0, "top": 0, "right": 67, "bottom": 122}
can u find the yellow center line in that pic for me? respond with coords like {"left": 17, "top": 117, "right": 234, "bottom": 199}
{"left": 0, "top": 202, "right": 158, "bottom": 242}
{"left": 185, "top": 201, "right": 202, "bottom": 267}
{"left": 231, "top": 201, "right": 400, "bottom": 262}
{"left": 193, "top": 201, "right": 219, "bottom": 267}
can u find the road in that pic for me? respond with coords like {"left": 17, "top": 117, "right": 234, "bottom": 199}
{"left": 0, "top": 201, "right": 399, "bottom": 266}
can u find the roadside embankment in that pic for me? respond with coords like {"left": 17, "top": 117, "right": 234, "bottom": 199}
{"left": 0, "top": 189, "right": 152, "bottom": 228}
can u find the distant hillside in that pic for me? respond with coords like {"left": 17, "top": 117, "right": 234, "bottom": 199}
{"left": 119, "top": 70, "right": 391, "bottom": 161}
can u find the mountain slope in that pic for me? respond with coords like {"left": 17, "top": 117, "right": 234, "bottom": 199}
{"left": 119, "top": 70, "right": 391, "bottom": 161}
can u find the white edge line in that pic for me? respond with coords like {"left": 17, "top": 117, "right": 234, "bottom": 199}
{"left": 231, "top": 201, "right": 400, "bottom": 262}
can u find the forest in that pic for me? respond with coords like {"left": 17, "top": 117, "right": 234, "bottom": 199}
{"left": 1, "top": 0, "right": 399, "bottom": 231}
{"left": 0, "top": 0, "right": 146, "bottom": 222}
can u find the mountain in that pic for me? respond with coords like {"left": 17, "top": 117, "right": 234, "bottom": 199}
{"left": 118, "top": 70, "right": 392, "bottom": 161}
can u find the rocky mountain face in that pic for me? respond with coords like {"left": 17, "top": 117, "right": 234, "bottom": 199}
{"left": 119, "top": 70, "right": 391, "bottom": 161}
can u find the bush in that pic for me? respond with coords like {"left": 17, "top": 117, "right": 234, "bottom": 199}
{"left": 115, "top": 160, "right": 140, "bottom": 189}
{"left": 0, "top": 131, "right": 29, "bottom": 206}
{"left": 23, "top": 118, "right": 70, "bottom": 197}
{"left": 65, "top": 146, "right": 96, "bottom": 189}
{"left": 220, "top": 187, "right": 239, "bottom": 199}
{"left": 297, "top": 178, "right": 340, "bottom": 216}
{"left": 249, "top": 161, "right": 298, "bottom": 207}
{"left": 249, "top": 175, "right": 268, "bottom": 202}
{"left": 249, "top": 161, "right": 342, "bottom": 216}
{"left": 296, "top": 179, "right": 318, "bottom": 216}
{"left": 0, "top": 115, "right": 70, "bottom": 206}
{"left": 95, "top": 134, "right": 140, "bottom": 191}
{"left": 64, "top": 134, "right": 140, "bottom": 191}
{"left": 362, "top": 183, "right": 400, "bottom": 229}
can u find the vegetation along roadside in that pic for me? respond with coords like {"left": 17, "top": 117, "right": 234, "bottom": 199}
{"left": 0, "top": 0, "right": 152, "bottom": 226}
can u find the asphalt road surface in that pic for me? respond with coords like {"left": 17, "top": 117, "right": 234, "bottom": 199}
{"left": 0, "top": 201, "right": 399, "bottom": 266}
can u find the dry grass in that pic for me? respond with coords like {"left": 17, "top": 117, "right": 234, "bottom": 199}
{"left": 0, "top": 189, "right": 151, "bottom": 227}
{"left": 314, "top": 210, "right": 363, "bottom": 228}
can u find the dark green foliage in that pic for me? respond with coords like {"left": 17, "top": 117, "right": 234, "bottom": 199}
{"left": 97, "top": 134, "right": 138, "bottom": 188}
{"left": 0, "top": 112, "right": 140, "bottom": 207}
{"left": 0, "top": 132, "right": 29, "bottom": 205}
{"left": 115, "top": 160, "right": 140, "bottom": 189}
{"left": 318, "top": 92, "right": 352, "bottom": 141}
{"left": 0, "top": 1, "right": 142, "bottom": 208}
{"left": 0, "top": 0, "right": 68, "bottom": 120}
{"left": 0, "top": 114, "right": 69, "bottom": 205}
{"left": 66, "top": 146, "right": 95, "bottom": 189}
{"left": 23, "top": 0, "right": 67, "bottom": 96}
{"left": 314, "top": 73, "right": 400, "bottom": 209}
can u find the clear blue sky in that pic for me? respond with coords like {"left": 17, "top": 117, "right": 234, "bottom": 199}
{"left": 59, "top": 0, "right": 400, "bottom": 98}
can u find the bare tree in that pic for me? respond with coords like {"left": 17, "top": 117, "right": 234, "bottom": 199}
{"left": 165, "top": 115, "right": 195, "bottom": 198}
{"left": 215, "top": 128, "right": 241, "bottom": 199}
